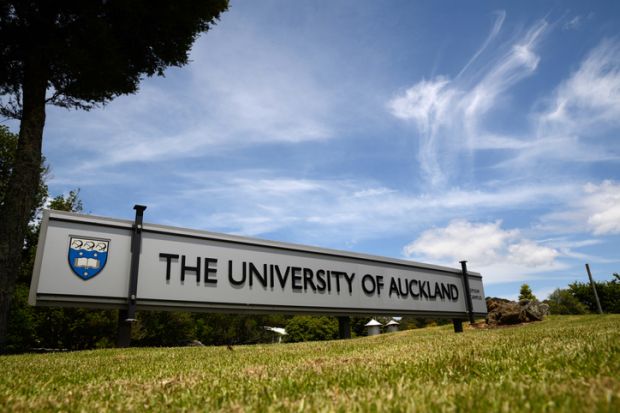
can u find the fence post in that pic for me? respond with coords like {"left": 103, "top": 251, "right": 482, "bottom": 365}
{"left": 585, "top": 263, "right": 603, "bottom": 314}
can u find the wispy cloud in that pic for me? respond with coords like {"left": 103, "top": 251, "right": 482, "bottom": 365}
{"left": 140, "top": 170, "right": 578, "bottom": 248}
{"left": 539, "top": 39, "right": 620, "bottom": 135}
{"left": 493, "top": 39, "right": 620, "bottom": 169}
{"left": 388, "top": 12, "right": 620, "bottom": 193}
{"left": 457, "top": 11, "right": 506, "bottom": 79}
{"left": 43, "top": 14, "right": 339, "bottom": 178}
{"left": 388, "top": 15, "right": 548, "bottom": 187}
{"left": 563, "top": 15, "right": 583, "bottom": 31}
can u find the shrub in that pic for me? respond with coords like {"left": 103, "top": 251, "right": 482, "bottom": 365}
{"left": 285, "top": 316, "right": 338, "bottom": 342}
{"left": 567, "top": 275, "right": 620, "bottom": 313}
{"left": 546, "top": 289, "right": 589, "bottom": 315}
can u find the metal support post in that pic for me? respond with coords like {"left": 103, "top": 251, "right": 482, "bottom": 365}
{"left": 116, "top": 204, "right": 147, "bottom": 347}
{"left": 338, "top": 316, "right": 351, "bottom": 339}
{"left": 116, "top": 310, "right": 132, "bottom": 347}
{"left": 585, "top": 263, "right": 603, "bottom": 314}
{"left": 460, "top": 260, "right": 475, "bottom": 324}
{"left": 452, "top": 319, "right": 463, "bottom": 333}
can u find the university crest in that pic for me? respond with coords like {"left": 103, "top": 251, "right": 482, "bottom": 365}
{"left": 68, "top": 237, "right": 109, "bottom": 280}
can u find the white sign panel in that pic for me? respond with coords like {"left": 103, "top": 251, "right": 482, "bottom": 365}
{"left": 30, "top": 210, "right": 487, "bottom": 317}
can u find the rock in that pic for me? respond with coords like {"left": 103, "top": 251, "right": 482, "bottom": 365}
{"left": 487, "top": 299, "right": 522, "bottom": 325}
{"left": 520, "top": 299, "right": 547, "bottom": 321}
{"left": 485, "top": 298, "right": 548, "bottom": 326}
{"left": 485, "top": 297, "right": 510, "bottom": 313}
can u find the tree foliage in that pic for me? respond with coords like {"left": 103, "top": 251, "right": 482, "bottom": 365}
{"left": 0, "top": 0, "right": 229, "bottom": 116}
{"left": 567, "top": 277, "right": 620, "bottom": 314}
{"left": 543, "top": 275, "right": 620, "bottom": 315}
{"left": 6, "top": 189, "right": 118, "bottom": 352}
{"left": 285, "top": 316, "right": 339, "bottom": 343}
{"left": 0, "top": 125, "right": 48, "bottom": 221}
{"left": 519, "top": 284, "right": 537, "bottom": 301}
{"left": 0, "top": 0, "right": 229, "bottom": 349}
{"left": 546, "top": 289, "right": 589, "bottom": 315}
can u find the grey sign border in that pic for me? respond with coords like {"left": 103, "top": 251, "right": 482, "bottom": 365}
{"left": 30, "top": 210, "right": 487, "bottom": 317}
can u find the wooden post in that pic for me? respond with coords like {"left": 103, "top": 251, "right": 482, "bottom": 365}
{"left": 585, "top": 263, "right": 603, "bottom": 314}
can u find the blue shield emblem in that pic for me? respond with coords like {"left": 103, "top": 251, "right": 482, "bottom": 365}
{"left": 68, "top": 237, "right": 109, "bottom": 280}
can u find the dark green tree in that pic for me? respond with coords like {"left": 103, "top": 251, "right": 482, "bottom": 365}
{"left": 2, "top": 125, "right": 48, "bottom": 352}
{"left": 131, "top": 311, "right": 196, "bottom": 347}
{"left": 0, "top": 125, "right": 48, "bottom": 231}
{"left": 0, "top": 0, "right": 229, "bottom": 349}
{"left": 519, "top": 284, "right": 537, "bottom": 301}
{"left": 192, "top": 313, "right": 289, "bottom": 346}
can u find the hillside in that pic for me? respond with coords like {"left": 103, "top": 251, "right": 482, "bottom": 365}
{"left": 1, "top": 315, "right": 619, "bottom": 412}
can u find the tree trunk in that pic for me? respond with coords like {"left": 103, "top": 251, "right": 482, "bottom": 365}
{"left": 0, "top": 59, "right": 47, "bottom": 351}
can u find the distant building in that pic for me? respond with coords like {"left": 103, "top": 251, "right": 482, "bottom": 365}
{"left": 365, "top": 319, "right": 382, "bottom": 336}
{"left": 385, "top": 319, "right": 400, "bottom": 333}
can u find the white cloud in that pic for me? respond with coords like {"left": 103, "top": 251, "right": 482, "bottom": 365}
{"left": 186, "top": 16, "right": 340, "bottom": 146}
{"left": 143, "top": 170, "right": 577, "bottom": 246}
{"left": 389, "top": 77, "right": 456, "bottom": 131}
{"left": 540, "top": 39, "right": 620, "bottom": 135}
{"left": 584, "top": 181, "right": 620, "bottom": 235}
{"left": 539, "top": 180, "right": 620, "bottom": 236}
{"left": 498, "top": 39, "right": 620, "bottom": 168}
{"left": 457, "top": 10, "right": 506, "bottom": 78}
{"left": 403, "top": 220, "right": 517, "bottom": 265}
{"left": 403, "top": 219, "right": 562, "bottom": 284}
{"left": 387, "top": 16, "right": 547, "bottom": 187}
{"left": 507, "top": 240, "right": 559, "bottom": 267}
{"left": 389, "top": 16, "right": 620, "bottom": 189}
{"left": 43, "top": 14, "right": 339, "bottom": 176}
{"left": 462, "top": 20, "right": 545, "bottom": 125}
{"left": 563, "top": 16, "right": 583, "bottom": 31}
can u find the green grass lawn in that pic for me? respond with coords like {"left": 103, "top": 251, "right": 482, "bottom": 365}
{"left": 1, "top": 315, "right": 619, "bottom": 412}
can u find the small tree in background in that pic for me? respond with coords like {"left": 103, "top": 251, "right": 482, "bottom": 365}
{"left": 519, "top": 284, "right": 537, "bottom": 301}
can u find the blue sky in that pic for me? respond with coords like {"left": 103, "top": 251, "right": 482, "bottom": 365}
{"left": 7, "top": 0, "right": 620, "bottom": 300}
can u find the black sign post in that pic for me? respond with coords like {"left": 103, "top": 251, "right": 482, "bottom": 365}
{"left": 338, "top": 316, "right": 351, "bottom": 339}
{"left": 460, "top": 260, "right": 475, "bottom": 324}
{"left": 116, "top": 205, "right": 146, "bottom": 347}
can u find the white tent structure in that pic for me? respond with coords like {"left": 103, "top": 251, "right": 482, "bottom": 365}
{"left": 385, "top": 319, "right": 400, "bottom": 333}
{"left": 264, "top": 326, "right": 287, "bottom": 343}
{"left": 364, "top": 319, "right": 382, "bottom": 336}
